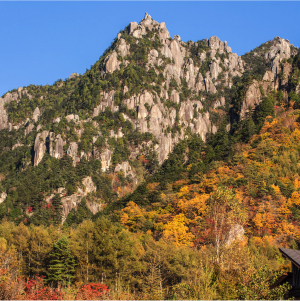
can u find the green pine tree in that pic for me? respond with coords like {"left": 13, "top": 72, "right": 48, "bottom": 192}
{"left": 255, "top": 95, "right": 275, "bottom": 128}
{"left": 241, "top": 117, "right": 256, "bottom": 142}
{"left": 47, "top": 236, "right": 76, "bottom": 287}
{"left": 51, "top": 193, "right": 63, "bottom": 225}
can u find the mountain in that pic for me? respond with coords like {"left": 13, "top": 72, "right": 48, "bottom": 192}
{"left": 0, "top": 13, "right": 299, "bottom": 226}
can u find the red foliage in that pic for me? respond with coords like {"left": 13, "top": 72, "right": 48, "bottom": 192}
{"left": 75, "top": 283, "right": 109, "bottom": 300}
{"left": 21, "top": 276, "right": 63, "bottom": 300}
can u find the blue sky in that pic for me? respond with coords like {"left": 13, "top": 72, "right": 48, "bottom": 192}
{"left": 1, "top": 1, "right": 299, "bottom": 96}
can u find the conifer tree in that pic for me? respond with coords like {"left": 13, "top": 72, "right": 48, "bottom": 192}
{"left": 47, "top": 236, "right": 76, "bottom": 287}
{"left": 255, "top": 95, "right": 275, "bottom": 128}
{"left": 51, "top": 193, "right": 63, "bottom": 225}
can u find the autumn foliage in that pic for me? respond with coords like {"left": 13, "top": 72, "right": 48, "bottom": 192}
{"left": 75, "top": 283, "right": 108, "bottom": 300}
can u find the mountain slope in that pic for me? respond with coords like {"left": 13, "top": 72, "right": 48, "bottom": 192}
{"left": 0, "top": 13, "right": 299, "bottom": 226}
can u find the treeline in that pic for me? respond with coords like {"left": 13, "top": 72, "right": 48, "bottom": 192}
{"left": 0, "top": 218, "right": 290, "bottom": 300}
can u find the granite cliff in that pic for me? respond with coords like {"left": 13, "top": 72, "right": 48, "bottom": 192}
{"left": 0, "top": 13, "right": 299, "bottom": 223}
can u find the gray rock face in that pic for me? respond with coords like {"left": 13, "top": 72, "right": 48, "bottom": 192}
{"left": 118, "top": 38, "right": 130, "bottom": 58}
{"left": 263, "top": 71, "right": 275, "bottom": 82}
{"left": 66, "top": 114, "right": 79, "bottom": 122}
{"left": 204, "top": 77, "right": 217, "bottom": 94}
{"left": 210, "top": 60, "right": 220, "bottom": 80}
{"left": 100, "top": 149, "right": 113, "bottom": 171}
{"left": 25, "top": 123, "right": 34, "bottom": 136}
{"left": 120, "top": 89, "right": 216, "bottom": 163}
{"left": 67, "top": 142, "right": 78, "bottom": 166}
{"left": 33, "top": 131, "right": 68, "bottom": 165}
{"left": 33, "top": 130, "right": 49, "bottom": 166}
{"left": 264, "top": 38, "right": 292, "bottom": 74}
{"left": 240, "top": 80, "right": 264, "bottom": 119}
{"left": 105, "top": 51, "right": 120, "bottom": 73}
{"left": 158, "top": 22, "right": 170, "bottom": 42}
{"left": 0, "top": 91, "right": 18, "bottom": 130}
{"left": 0, "top": 192, "right": 7, "bottom": 204}
{"left": 32, "top": 107, "right": 40, "bottom": 122}
{"left": 47, "top": 176, "right": 98, "bottom": 222}
{"left": 115, "top": 161, "right": 135, "bottom": 178}
{"left": 0, "top": 98, "right": 9, "bottom": 131}
{"left": 50, "top": 134, "right": 66, "bottom": 159}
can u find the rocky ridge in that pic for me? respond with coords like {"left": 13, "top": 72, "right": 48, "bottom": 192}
{"left": 0, "top": 13, "right": 299, "bottom": 222}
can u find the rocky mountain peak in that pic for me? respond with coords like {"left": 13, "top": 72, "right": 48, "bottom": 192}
{"left": 0, "top": 14, "right": 299, "bottom": 220}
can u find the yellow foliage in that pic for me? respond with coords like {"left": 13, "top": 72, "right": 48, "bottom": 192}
{"left": 260, "top": 132, "right": 270, "bottom": 140}
{"left": 177, "top": 193, "right": 209, "bottom": 219}
{"left": 271, "top": 184, "right": 281, "bottom": 194}
{"left": 163, "top": 214, "right": 195, "bottom": 247}
{"left": 186, "top": 164, "right": 193, "bottom": 171}
{"left": 120, "top": 212, "right": 129, "bottom": 225}
{"left": 277, "top": 220, "right": 297, "bottom": 240}
{"left": 146, "top": 182, "right": 160, "bottom": 192}
{"left": 289, "top": 191, "right": 300, "bottom": 207}
{"left": 294, "top": 178, "right": 300, "bottom": 190}
{"left": 252, "top": 213, "right": 264, "bottom": 229}
{"left": 177, "top": 186, "right": 189, "bottom": 198}
{"left": 120, "top": 201, "right": 158, "bottom": 232}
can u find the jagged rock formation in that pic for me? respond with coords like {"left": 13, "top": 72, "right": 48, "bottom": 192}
{"left": 45, "top": 176, "right": 99, "bottom": 222}
{"left": 34, "top": 131, "right": 67, "bottom": 165}
{"left": 0, "top": 13, "right": 299, "bottom": 223}
{"left": 240, "top": 37, "right": 296, "bottom": 119}
{"left": 115, "top": 161, "right": 138, "bottom": 185}
{"left": 7, "top": 14, "right": 297, "bottom": 170}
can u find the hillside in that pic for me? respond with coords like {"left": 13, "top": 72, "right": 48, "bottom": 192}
{"left": 0, "top": 13, "right": 299, "bottom": 226}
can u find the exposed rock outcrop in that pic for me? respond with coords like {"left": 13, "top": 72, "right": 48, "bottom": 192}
{"left": 70, "top": 72, "right": 79, "bottom": 79}
{"left": 49, "top": 134, "right": 66, "bottom": 159}
{"left": 67, "top": 142, "right": 79, "bottom": 166}
{"left": 33, "top": 130, "right": 49, "bottom": 166}
{"left": 100, "top": 149, "right": 113, "bottom": 171}
{"left": 226, "top": 224, "right": 245, "bottom": 246}
{"left": 105, "top": 51, "right": 120, "bottom": 73}
{"left": 46, "top": 176, "right": 99, "bottom": 222}
{"left": 114, "top": 161, "right": 137, "bottom": 185}
{"left": 0, "top": 192, "right": 7, "bottom": 204}
{"left": 240, "top": 80, "right": 262, "bottom": 119}
{"left": 264, "top": 37, "right": 292, "bottom": 74}
{"left": 118, "top": 38, "right": 130, "bottom": 58}
{"left": 32, "top": 107, "right": 40, "bottom": 122}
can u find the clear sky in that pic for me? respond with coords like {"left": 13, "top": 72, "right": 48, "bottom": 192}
{"left": 1, "top": 1, "right": 299, "bottom": 96}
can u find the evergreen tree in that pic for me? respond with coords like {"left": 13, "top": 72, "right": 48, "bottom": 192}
{"left": 51, "top": 193, "right": 63, "bottom": 225}
{"left": 255, "top": 95, "right": 275, "bottom": 128}
{"left": 241, "top": 118, "right": 256, "bottom": 142}
{"left": 47, "top": 236, "right": 76, "bottom": 287}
